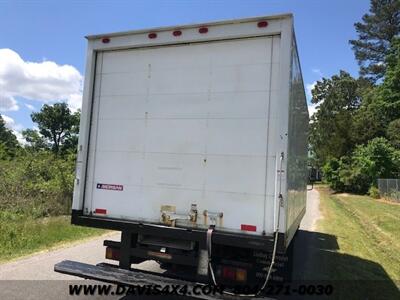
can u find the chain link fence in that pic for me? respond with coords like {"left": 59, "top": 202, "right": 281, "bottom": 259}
{"left": 377, "top": 179, "right": 400, "bottom": 202}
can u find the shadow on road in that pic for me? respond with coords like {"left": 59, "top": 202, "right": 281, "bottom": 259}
{"left": 291, "top": 229, "right": 400, "bottom": 299}
{"left": 119, "top": 230, "right": 400, "bottom": 299}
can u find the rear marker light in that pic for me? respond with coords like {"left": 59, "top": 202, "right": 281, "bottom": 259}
{"left": 241, "top": 224, "right": 257, "bottom": 232}
{"left": 257, "top": 21, "right": 268, "bottom": 28}
{"left": 105, "top": 247, "right": 120, "bottom": 260}
{"left": 101, "top": 37, "right": 110, "bottom": 43}
{"left": 95, "top": 208, "right": 107, "bottom": 214}
{"left": 173, "top": 30, "right": 182, "bottom": 36}
{"left": 236, "top": 268, "right": 247, "bottom": 282}
{"left": 198, "top": 27, "right": 208, "bottom": 34}
{"left": 148, "top": 32, "right": 157, "bottom": 39}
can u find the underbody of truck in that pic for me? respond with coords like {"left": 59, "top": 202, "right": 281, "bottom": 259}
{"left": 55, "top": 210, "right": 295, "bottom": 298}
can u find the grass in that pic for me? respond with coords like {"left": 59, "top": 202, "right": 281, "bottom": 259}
{"left": 0, "top": 212, "right": 106, "bottom": 263}
{"left": 313, "top": 186, "right": 400, "bottom": 299}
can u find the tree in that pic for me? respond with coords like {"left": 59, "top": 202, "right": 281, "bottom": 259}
{"left": 22, "top": 129, "right": 49, "bottom": 151}
{"left": 323, "top": 138, "right": 400, "bottom": 194}
{"left": 379, "top": 37, "right": 400, "bottom": 112}
{"left": 61, "top": 110, "right": 80, "bottom": 153}
{"left": 349, "top": 0, "right": 400, "bottom": 82}
{"left": 31, "top": 103, "right": 80, "bottom": 154}
{"left": 0, "top": 114, "right": 18, "bottom": 158}
{"left": 309, "top": 71, "right": 367, "bottom": 165}
{"left": 387, "top": 119, "right": 400, "bottom": 148}
{"left": 348, "top": 137, "right": 400, "bottom": 193}
{"left": 352, "top": 37, "right": 400, "bottom": 144}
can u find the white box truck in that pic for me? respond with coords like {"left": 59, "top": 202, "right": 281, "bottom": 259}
{"left": 55, "top": 13, "right": 308, "bottom": 297}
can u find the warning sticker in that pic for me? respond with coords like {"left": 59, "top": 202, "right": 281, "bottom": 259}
{"left": 96, "top": 183, "right": 123, "bottom": 191}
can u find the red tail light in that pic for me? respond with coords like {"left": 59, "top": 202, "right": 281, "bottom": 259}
{"left": 101, "top": 37, "right": 110, "bottom": 43}
{"left": 241, "top": 224, "right": 257, "bottom": 232}
{"left": 94, "top": 208, "right": 107, "bottom": 215}
{"left": 148, "top": 32, "right": 157, "bottom": 39}
{"left": 220, "top": 266, "right": 247, "bottom": 282}
{"left": 222, "top": 267, "right": 236, "bottom": 280}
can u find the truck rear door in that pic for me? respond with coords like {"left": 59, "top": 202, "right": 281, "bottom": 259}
{"left": 83, "top": 35, "right": 281, "bottom": 234}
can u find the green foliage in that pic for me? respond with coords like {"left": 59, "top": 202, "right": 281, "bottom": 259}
{"left": 309, "top": 71, "right": 366, "bottom": 164}
{"left": 380, "top": 37, "right": 400, "bottom": 103}
{"left": 0, "top": 215, "right": 105, "bottom": 262}
{"left": 349, "top": 0, "right": 400, "bottom": 81}
{"left": 386, "top": 119, "right": 400, "bottom": 148}
{"left": 31, "top": 103, "right": 80, "bottom": 154}
{"left": 323, "top": 138, "right": 400, "bottom": 193}
{"left": 0, "top": 143, "right": 9, "bottom": 160}
{"left": 22, "top": 128, "right": 49, "bottom": 152}
{"left": 0, "top": 107, "right": 104, "bottom": 262}
{"left": 368, "top": 186, "right": 380, "bottom": 198}
{"left": 0, "top": 114, "right": 19, "bottom": 158}
{"left": 0, "top": 151, "right": 76, "bottom": 217}
{"left": 313, "top": 21, "right": 400, "bottom": 195}
{"left": 322, "top": 158, "right": 346, "bottom": 192}
{"left": 351, "top": 37, "right": 400, "bottom": 146}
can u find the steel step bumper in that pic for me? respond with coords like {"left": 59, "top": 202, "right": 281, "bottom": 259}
{"left": 54, "top": 260, "right": 269, "bottom": 299}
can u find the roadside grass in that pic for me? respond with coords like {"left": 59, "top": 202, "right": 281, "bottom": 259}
{"left": 0, "top": 213, "right": 106, "bottom": 263}
{"left": 315, "top": 186, "right": 400, "bottom": 298}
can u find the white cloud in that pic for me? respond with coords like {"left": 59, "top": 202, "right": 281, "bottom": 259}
{"left": 0, "top": 94, "right": 19, "bottom": 111}
{"left": 2, "top": 114, "right": 25, "bottom": 144}
{"left": 312, "top": 68, "right": 323, "bottom": 77}
{"left": 67, "top": 93, "right": 82, "bottom": 112}
{"left": 306, "top": 81, "right": 317, "bottom": 99}
{"left": 25, "top": 103, "right": 36, "bottom": 111}
{"left": 0, "top": 48, "right": 83, "bottom": 111}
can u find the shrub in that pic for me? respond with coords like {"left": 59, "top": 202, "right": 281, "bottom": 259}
{"left": 368, "top": 186, "right": 380, "bottom": 199}
{"left": 0, "top": 151, "right": 76, "bottom": 217}
{"left": 323, "top": 158, "right": 346, "bottom": 192}
{"left": 323, "top": 138, "right": 400, "bottom": 194}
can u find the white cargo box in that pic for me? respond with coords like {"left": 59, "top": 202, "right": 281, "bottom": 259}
{"left": 72, "top": 14, "right": 308, "bottom": 246}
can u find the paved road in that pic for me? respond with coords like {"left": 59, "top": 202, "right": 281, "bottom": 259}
{"left": 300, "top": 188, "right": 322, "bottom": 231}
{"left": 0, "top": 189, "right": 321, "bottom": 299}
{"left": 0, "top": 232, "right": 162, "bottom": 280}
{"left": 292, "top": 188, "right": 323, "bottom": 281}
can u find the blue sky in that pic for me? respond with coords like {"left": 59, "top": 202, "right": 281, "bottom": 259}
{"left": 0, "top": 0, "right": 370, "bottom": 139}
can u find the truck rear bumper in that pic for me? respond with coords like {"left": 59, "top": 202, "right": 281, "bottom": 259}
{"left": 72, "top": 210, "right": 285, "bottom": 252}
{"left": 54, "top": 260, "right": 267, "bottom": 300}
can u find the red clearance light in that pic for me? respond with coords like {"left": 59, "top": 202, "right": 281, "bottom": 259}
{"left": 241, "top": 224, "right": 257, "bottom": 232}
{"left": 95, "top": 208, "right": 107, "bottom": 214}
{"left": 198, "top": 27, "right": 208, "bottom": 34}
{"left": 173, "top": 30, "right": 182, "bottom": 37}
{"left": 222, "top": 267, "right": 236, "bottom": 280}
{"left": 101, "top": 37, "right": 110, "bottom": 44}
{"left": 257, "top": 21, "right": 268, "bottom": 28}
{"left": 148, "top": 32, "right": 157, "bottom": 39}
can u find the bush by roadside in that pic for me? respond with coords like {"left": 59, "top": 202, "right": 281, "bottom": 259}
{"left": 0, "top": 150, "right": 106, "bottom": 262}
{"left": 0, "top": 151, "right": 75, "bottom": 217}
{"left": 322, "top": 138, "right": 400, "bottom": 194}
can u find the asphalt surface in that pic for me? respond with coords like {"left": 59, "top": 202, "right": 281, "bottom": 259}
{"left": 300, "top": 188, "right": 321, "bottom": 231}
{"left": 0, "top": 189, "right": 321, "bottom": 299}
